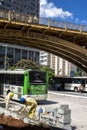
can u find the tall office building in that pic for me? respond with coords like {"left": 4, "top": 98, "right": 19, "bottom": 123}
{"left": 0, "top": 0, "right": 40, "bottom": 69}
{"left": 0, "top": 43, "right": 40, "bottom": 69}
{"left": 0, "top": 0, "right": 39, "bottom": 17}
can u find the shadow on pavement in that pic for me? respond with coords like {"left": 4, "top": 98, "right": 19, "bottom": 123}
{"left": 72, "top": 126, "right": 77, "bottom": 130}
{"left": 0, "top": 103, "right": 5, "bottom": 108}
{"left": 38, "top": 100, "right": 58, "bottom": 105}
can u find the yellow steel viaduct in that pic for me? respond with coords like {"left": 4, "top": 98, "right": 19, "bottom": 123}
{"left": 0, "top": 10, "right": 87, "bottom": 72}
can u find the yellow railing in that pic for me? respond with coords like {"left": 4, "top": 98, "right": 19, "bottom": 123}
{"left": 0, "top": 9, "right": 87, "bottom": 33}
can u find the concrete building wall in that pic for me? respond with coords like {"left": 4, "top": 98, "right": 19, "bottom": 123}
{"left": 39, "top": 51, "right": 50, "bottom": 66}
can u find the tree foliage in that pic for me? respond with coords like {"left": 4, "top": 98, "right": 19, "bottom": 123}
{"left": 40, "top": 65, "right": 54, "bottom": 78}
{"left": 74, "top": 67, "right": 83, "bottom": 76}
{"left": 14, "top": 59, "right": 40, "bottom": 70}
{"left": 10, "top": 59, "right": 54, "bottom": 79}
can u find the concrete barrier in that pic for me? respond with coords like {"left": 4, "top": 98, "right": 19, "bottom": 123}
{"left": 40, "top": 104, "right": 72, "bottom": 130}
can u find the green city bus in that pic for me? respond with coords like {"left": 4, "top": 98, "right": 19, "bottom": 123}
{"left": 0, "top": 69, "right": 49, "bottom": 101}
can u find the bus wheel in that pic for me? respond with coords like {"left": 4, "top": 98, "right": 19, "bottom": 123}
{"left": 74, "top": 87, "right": 78, "bottom": 92}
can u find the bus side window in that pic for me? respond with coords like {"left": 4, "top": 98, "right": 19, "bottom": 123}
{"left": 0, "top": 74, "right": 4, "bottom": 84}
{"left": 10, "top": 74, "right": 16, "bottom": 85}
{"left": 72, "top": 80, "right": 74, "bottom": 83}
{"left": 4, "top": 74, "right": 10, "bottom": 84}
{"left": 85, "top": 79, "right": 87, "bottom": 84}
{"left": 17, "top": 74, "right": 24, "bottom": 86}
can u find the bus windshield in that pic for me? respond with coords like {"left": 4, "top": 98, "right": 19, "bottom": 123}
{"left": 29, "top": 71, "right": 46, "bottom": 83}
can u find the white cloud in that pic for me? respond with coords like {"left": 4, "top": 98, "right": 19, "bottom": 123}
{"left": 81, "top": 20, "right": 87, "bottom": 24}
{"left": 75, "top": 18, "right": 79, "bottom": 23}
{"left": 75, "top": 18, "right": 87, "bottom": 24}
{"left": 40, "top": 0, "right": 73, "bottom": 19}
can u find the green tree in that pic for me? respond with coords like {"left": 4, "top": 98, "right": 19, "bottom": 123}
{"left": 75, "top": 67, "right": 83, "bottom": 76}
{"left": 11, "top": 59, "right": 40, "bottom": 70}
{"left": 40, "top": 65, "right": 54, "bottom": 78}
{"left": 9, "top": 59, "right": 54, "bottom": 79}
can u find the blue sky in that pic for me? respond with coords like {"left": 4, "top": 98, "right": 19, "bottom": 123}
{"left": 40, "top": 0, "right": 87, "bottom": 25}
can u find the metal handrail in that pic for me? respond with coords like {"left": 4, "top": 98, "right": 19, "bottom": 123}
{"left": 0, "top": 9, "right": 87, "bottom": 33}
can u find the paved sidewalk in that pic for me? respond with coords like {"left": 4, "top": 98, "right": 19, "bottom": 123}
{"left": 45, "top": 92, "right": 87, "bottom": 130}
{"left": 48, "top": 90, "right": 87, "bottom": 99}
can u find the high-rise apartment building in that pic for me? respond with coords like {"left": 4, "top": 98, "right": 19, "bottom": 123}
{"left": 0, "top": 0, "right": 39, "bottom": 17}
{"left": 50, "top": 54, "right": 70, "bottom": 76}
{"left": 39, "top": 51, "right": 77, "bottom": 76}
{"left": 50, "top": 54, "right": 77, "bottom": 76}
